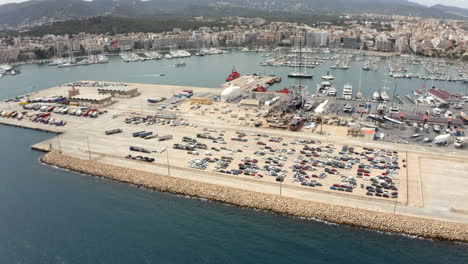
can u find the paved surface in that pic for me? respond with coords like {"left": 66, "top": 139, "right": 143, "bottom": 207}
{"left": 1, "top": 80, "right": 467, "bottom": 224}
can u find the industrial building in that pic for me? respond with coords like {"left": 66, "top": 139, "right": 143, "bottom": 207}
{"left": 97, "top": 86, "right": 139, "bottom": 98}
{"left": 69, "top": 94, "right": 112, "bottom": 107}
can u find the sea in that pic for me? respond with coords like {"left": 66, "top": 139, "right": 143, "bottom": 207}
{"left": 0, "top": 52, "right": 467, "bottom": 263}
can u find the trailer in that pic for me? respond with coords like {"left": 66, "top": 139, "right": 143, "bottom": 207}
{"left": 132, "top": 131, "right": 146, "bottom": 137}
{"left": 158, "top": 135, "right": 173, "bottom": 141}
{"left": 105, "top": 129, "right": 123, "bottom": 135}
{"left": 139, "top": 131, "right": 153, "bottom": 138}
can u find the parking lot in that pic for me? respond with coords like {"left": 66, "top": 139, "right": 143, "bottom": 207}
{"left": 2, "top": 81, "right": 468, "bottom": 224}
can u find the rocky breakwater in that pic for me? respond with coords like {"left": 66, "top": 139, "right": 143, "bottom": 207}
{"left": 41, "top": 151, "right": 468, "bottom": 242}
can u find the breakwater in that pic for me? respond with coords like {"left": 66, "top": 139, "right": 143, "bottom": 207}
{"left": 41, "top": 151, "right": 468, "bottom": 242}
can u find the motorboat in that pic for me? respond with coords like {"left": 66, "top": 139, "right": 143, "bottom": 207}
{"left": 454, "top": 137, "right": 466, "bottom": 148}
{"left": 342, "top": 83, "right": 353, "bottom": 100}
{"left": 327, "top": 87, "right": 337, "bottom": 96}
{"left": 316, "top": 81, "right": 331, "bottom": 96}
{"left": 343, "top": 104, "right": 353, "bottom": 113}
{"left": 303, "top": 100, "right": 314, "bottom": 111}
{"left": 321, "top": 72, "right": 334, "bottom": 81}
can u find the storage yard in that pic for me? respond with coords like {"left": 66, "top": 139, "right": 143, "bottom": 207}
{"left": 0, "top": 80, "right": 468, "bottom": 235}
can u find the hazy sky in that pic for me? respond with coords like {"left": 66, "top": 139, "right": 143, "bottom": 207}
{"left": 0, "top": 0, "right": 467, "bottom": 9}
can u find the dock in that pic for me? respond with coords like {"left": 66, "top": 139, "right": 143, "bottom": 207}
{"left": 220, "top": 75, "right": 277, "bottom": 92}
{"left": 405, "top": 94, "right": 416, "bottom": 104}
{"left": 395, "top": 95, "right": 405, "bottom": 104}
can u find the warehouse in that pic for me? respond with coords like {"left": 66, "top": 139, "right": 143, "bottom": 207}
{"left": 97, "top": 86, "right": 139, "bottom": 98}
{"left": 69, "top": 94, "right": 112, "bottom": 107}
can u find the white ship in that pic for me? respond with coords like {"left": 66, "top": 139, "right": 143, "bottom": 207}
{"left": 327, "top": 86, "right": 337, "bottom": 97}
{"left": 342, "top": 83, "right": 353, "bottom": 100}
{"left": 316, "top": 81, "right": 332, "bottom": 96}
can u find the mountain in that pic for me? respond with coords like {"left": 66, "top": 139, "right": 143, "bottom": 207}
{"left": 0, "top": 0, "right": 466, "bottom": 27}
{"left": 429, "top": 4, "right": 468, "bottom": 18}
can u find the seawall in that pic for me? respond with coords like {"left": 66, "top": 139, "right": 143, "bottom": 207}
{"left": 40, "top": 151, "right": 468, "bottom": 242}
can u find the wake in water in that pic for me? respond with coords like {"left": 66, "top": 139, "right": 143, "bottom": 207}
{"left": 133, "top": 74, "right": 166, "bottom": 77}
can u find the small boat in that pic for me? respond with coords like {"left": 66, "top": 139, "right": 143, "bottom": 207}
{"left": 410, "top": 134, "right": 421, "bottom": 138}
{"left": 303, "top": 100, "right": 314, "bottom": 111}
{"left": 422, "top": 137, "right": 432, "bottom": 143}
{"left": 253, "top": 85, "right": 267, "bottom": 92}
{"left": 289, "top": 118, "right": 304, "bottom": 131}
{"left": 322, "top": 72, "right": 334, "bottom": 81}
{"left": 372, "top": 91, "right": 381, "bottom": 101}
{"left": 175, "top": 62, "right": 186, "bottom": 67}
{"left": 343, "top": 104, "right": 353, "bottom": 113}
{"left": 384, "top": 116, "right": 403, "bottom": 125}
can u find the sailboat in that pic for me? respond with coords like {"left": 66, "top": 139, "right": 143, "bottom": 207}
{"left": 356, "top": 69, "right": 364, "bottom": 100}
{"left": 288, "top": 41, "right": 313, "bottom": 79}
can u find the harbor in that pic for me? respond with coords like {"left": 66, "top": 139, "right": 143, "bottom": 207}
{"left": 0, "top": 77, "right": 467, "bottom": 241}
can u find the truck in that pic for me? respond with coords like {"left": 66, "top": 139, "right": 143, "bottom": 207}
{"left": 129, "top": 146, "right": 151, "bottom": 153}
{"left": 132, "top": 131, "right": 146, "bottom": 137}
{"left": 138, "top": 131, "right": 153, "bottom": 138}
{"left": 158, "top": 135, "right": 173, "bottom": 141}
{"left": 105, "top": 129, "right": 123, "bottom": 135}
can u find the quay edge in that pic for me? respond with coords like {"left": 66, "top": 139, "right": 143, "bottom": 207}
{"left": 40, "top": 150, "right": 468, "bottom": 243}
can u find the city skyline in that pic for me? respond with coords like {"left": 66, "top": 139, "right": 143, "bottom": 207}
{"left": 0, "top": 0, "right": 467, "bottom": 9}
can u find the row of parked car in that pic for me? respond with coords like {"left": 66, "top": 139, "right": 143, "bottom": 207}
{"left": 23, "top": 104, "right": 104, "bottom": 118}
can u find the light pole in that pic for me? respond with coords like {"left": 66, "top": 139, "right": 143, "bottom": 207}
{"left": 87, "top": 135, "right": 92, "bottom": 160}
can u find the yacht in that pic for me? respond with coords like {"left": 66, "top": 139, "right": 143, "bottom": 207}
{"left": 164, "top": 54, "right": 173, "bottom": 59}
{"left": 316, "top": 81, "right": 332, "bottom": 96}
{"left": 342, "top": 83, "right": 353, "bottom": 100}
{"left": 321, "top": 72, "right": 334, "bottom": 81}
{"left": 343, "top": 104, "right": 353, "bottom": 113}
{"left": 327, "top": 87, "right": 337, "bottom": 97}
{"left": 303, "top": 100, "right": 314, "bottom": 111}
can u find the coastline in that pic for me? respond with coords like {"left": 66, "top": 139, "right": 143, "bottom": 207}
{"left": 40, "top": 150, "right": 468, "bottom": 243}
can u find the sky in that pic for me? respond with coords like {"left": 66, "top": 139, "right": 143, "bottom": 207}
{"left": 0, "top": 0, "right": 467, "bottom": 9}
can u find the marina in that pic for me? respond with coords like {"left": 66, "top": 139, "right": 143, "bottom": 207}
{"left": 0, "top": 77, "right": 467, "bottom": 242}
